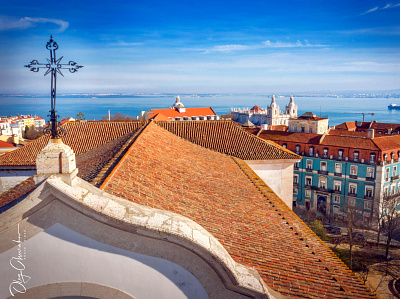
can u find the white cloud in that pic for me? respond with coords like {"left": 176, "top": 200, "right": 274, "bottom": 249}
{"left": 195, "top": 40, "right": 326, "bottom": 53}
{"left": 0, "top": 16, "right": 69, "bottom": 32}
{"left": 360, "top": 7, "right": 379, "bottom": 15}
{"left": 360, "top": 3, "right": 400, "bottom": 15}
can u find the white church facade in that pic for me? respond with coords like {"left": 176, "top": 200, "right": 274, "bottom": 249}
{"left": 231, "top": 96, "right": 298, "bottom": 126}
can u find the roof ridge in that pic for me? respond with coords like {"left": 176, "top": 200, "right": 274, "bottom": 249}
{"left": 230, "top": 156, "right": 372, "bottom": 297}
{"left": 96, "top": 121, "right": 150, "bottom": 189}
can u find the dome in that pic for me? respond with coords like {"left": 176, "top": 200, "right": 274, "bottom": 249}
{"left": 172, "top": 96, "right": 185, "bottom": 109}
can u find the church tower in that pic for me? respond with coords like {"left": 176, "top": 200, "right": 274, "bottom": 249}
{"left": 267, "top": 95, "right": 280, "bottom": 125}
{"left": 285, "top": 96, "right": 298, "bottom": 118}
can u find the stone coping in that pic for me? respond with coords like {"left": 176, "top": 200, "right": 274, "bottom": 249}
{"left": 40, "top": 175, "right": 274, "bottom": 298}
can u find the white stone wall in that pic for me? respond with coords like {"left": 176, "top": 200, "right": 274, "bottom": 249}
{"left": 245, "top": 160, "right": 298, "bottom": 209}
{"left": 0, "top": 170, "right": 35, "bottom": 194}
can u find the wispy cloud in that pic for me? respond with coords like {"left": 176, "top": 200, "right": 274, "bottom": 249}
{"left": 0, "top": 16, "right": 69, "bottom": 32}
{"left": 360, "top": 3, "right": 400, "bottom": 15}
{"left": 196, "top": 40, "right": 326, "bottom": 53}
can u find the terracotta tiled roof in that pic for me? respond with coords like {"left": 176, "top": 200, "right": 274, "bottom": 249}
{"left": 0, "top": 176, "right": 35, "bottom": 209}
{"left": 147, "top": 107, "right": 216, "bottom": 119}
{"left": 335, "top": 121, "right": 357, "bottom": 131}
{"left": 329, "top": 130, "right": 369, "bottom": 137}
{"left": 0, "top": 140, "right": 16, "bottom": 148}
{"left": 255, "top": 130, "right": 323, "bottom": 144}
{"left": 372, "top": 134, "right": 400, "bottom": 151}
{"left": 155, "top": 120, "right": 299, "bottom": 160}
{"left": 150, "top": 113, "right": 172, "bottom": 121}
{"left": 254, "top": 129, "right": 382, "bottom": 151}
{"left": 100, "top": 122, "right": 372, "bottom": 298}
{"left": 250, "top": 105, "right": 264, "bottom": 111}
{"left": 0, "top": 121, "right": 148, "bottom": 166}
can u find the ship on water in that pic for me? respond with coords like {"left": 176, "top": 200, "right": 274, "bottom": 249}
{"left": 388, "top": 103, "right": 400, "bottom": 110}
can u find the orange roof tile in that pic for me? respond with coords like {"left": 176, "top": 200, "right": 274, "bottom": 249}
{"left": 147, "top": 107, "right": 216, "bottom": 119}
{"left": 100, "top": 122, "right": 372, "bottom": 298}
{"left": 0, "top": 140, "right": 16, "bottom": 148}
{"left": 150, "top": 113, "right": 172, "bottom": 121}
{"left": 0, "top": 121, "right": 148, "bottom": 167}
{"left": 155, "top": 120, "right": 299, "bottom": 160}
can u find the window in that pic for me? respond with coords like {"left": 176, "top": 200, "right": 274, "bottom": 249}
{"left": 293, "top": 126, "right": 297, "bottom": 132}
{"left": 305, "top": 190, "right": 311, "bottom": 198}
{"left": 370, "top": 153, "right": 376, "bottom": 163}
{"left": 386, "top": 168, "right": 390, "bottom": 181}
{"left": 306, "top": 159, "right": 313, "bottom": 170}
{"left": 353, "top": 151, "right": 359, "bottom": 162}
{"left": 364, "top": 201, "right": 372, "bottom": 210}
{"left": 393, "top": 166, "right": 397, "bottom": 177}
{"left": 309, "top": 128, "right": 313, "bottom": 133}
{"left": 294, "top": 161, "right": 299, "bottom": 168}
{"left": 308, "top": 146, "right": 314, "bottom": 157}
{"left": 391, "top": 185, "right": 396, "bottom": 195}
{"left": 333, "top": 206, "right": 340, "bottom": 214}
{"left": 334, "top": 180, "right": 342, "bottom": 192}
{"left": 384, "top": 187, "right": 389, "bottom": 197}
{"left": 293, "top": 187, "right": 298, "bottom": 194}
{"left": 282, "top": 143, "right": 287, "bottom": 149}
{"left": 319, "top": 179, "right": 326, "bottom": 189}
{"left": 305, "top": 176, "right": 312, "bottom": 186}
{"left": 333, "top": 195, "right": 340, "bottom": 204}
{"left": 293, "top": 174, "right": 299, "bottom": 184}
{"left": 323, "top": 148, "right": 329, "bottom": 158}
{"left": 391, "top": 152, "right": 395, "bottom": 160}
{"left": 384, "top": 153, "right": 388, "bottom": 162}
{"left": 320, "top": 161, "right": 327, "bottom": 171}
{"left": 335, "top": 163, "right": 342, "bottom": 174}
{"left": 367, "top": 167, "right": 374, "bottom": 179}
{"left": 365, "top": 186, "right": 373, "bottom": 198}
{"left": 295, "top": 145, "right": 300, "bottom": 154}
{"left": 309, "top": 146, "right": 314, "bottom": 156}
{"left": 350, "top": 165, "right": 358, "bottom": 176}
{"left": 349, "top": 183, "right": 357, "bottom": 195}
{"left": 348, "top": 197, "right": 356, "bottom": 207}
{"left": 338, "top": 149, "right": 344, "bottom": 160}
{"left": 301, "top": 127, "right": 305, "bottom": 133}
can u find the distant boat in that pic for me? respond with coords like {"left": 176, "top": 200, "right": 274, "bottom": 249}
{"left": 388, "top": 103, "right": 400, "bottom": 110}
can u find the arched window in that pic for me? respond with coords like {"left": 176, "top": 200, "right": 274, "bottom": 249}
{"left": 369, "top": 153, "right": 376, "bottom": 163}
{"left": 282, "top": 143, "right": 287, "bottom": 149}
{"left": 353, "top": 151, "right": 359, "bottom": 162}
{"left": 391, "top": 152, "right": 395, "bottom": 160}
{"left": 309, "top": 146, "right": 314, "bottom": 157}
{"left": 338, "top": 149, "right": 344, "bottom": 160}
{"left": 323, "top": 148, "right": 329, "bottom": 158}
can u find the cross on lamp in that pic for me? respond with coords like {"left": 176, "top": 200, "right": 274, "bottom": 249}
{"left": 25, "top": 36, "right": 83, "bottom": 138}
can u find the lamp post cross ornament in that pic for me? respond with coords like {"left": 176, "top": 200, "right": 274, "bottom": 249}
{"left": 25, "top": 36, "right": 83, "bottom": 138}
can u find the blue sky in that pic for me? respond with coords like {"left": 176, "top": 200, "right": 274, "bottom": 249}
{"left": 0, "top": 0, "right": 399, "bottom": 94}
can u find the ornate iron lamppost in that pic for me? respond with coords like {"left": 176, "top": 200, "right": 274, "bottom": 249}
{"left": 25, "top": 36, "right": 83, "bottom": 138}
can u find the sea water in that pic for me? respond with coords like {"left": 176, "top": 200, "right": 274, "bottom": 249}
{"left": 0, "top": 94, "right": 399, "bottom": 127}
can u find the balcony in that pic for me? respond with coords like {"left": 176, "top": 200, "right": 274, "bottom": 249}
{"left": 293, "top": 181, "right": 299, "bottom": 186}
{"left": 364, "top": 195, "right": 373, "bottom": 199}
{"left": 333, "top": 189, "right": 341, "bottom": 194}
{"left": 391, "top": 175, "right": 399, "bottom": 181}
{"left": 366, "top": 176, "right": 375, "bottom": 181}
{"left": 334, "top": 172, "right": 342, "bottom": 177}
{"left": 306, "top": 168, "right": 313, "bottom": 172}
{"left": 318, "top": 170, "right": 328, "bottom": 175}
{"left": 348, "top": 192, "right": 357, "bottom": 197}
{"left": 294, "top": 165, "right": 299, "bottom": 170}
{"left": 349, "top": 174, "right": 358, "bottom": 179}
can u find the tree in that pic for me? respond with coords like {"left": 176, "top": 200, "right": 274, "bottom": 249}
{"left": 76, "top": 112, "right": 85, "bottom": 120}
{"left": 102, "top": 112, "right": 135, "bottom": 121}
{"left": 25, "top": 125, "right": 39, "bottom": 140}
{"left": 346, "top": 200, "right": 364, "bottom": 270}
{"left": 380, "top": 194, "right": 400, "bottom": 260}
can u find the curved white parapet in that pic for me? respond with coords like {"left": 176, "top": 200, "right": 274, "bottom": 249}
{"left": 0, "top": 175, "right": 276, "bottom": 299}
